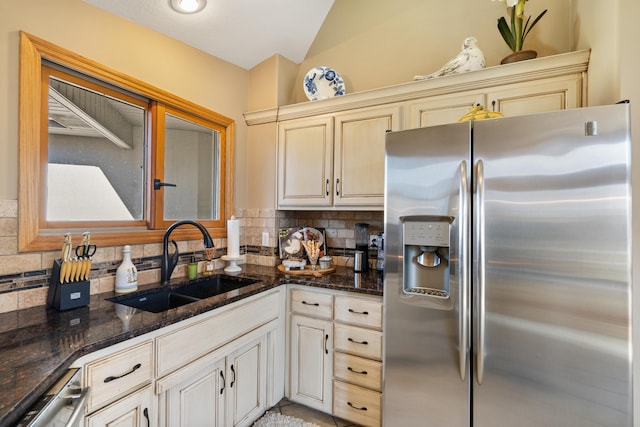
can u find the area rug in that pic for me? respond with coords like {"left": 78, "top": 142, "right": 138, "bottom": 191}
{"left": 253, "top": 410, "right": 321, "bottom": 427}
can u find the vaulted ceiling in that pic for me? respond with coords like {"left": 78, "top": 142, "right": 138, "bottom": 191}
{"left": 81, "top": 0, "right": 335, "bottom": 70}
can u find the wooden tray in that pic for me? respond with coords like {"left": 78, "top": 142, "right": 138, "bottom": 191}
{"left": 277, "top": 264, "right": 335, "bottom": 276}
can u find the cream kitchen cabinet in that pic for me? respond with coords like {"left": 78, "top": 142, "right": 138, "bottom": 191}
{"left": 277, "top": 116, "right": 334, "bottom": 208}
{"left": 81, "top": 340, "right": 155, "bottom": 426}
{"left": 156, "top": 351, "right": 226, "bottom": 426}
{"left": 156, "top": 331, "right": 268, "bottom": 427}
{"left": 155, "top": 290, "right": 282, "bottom": 427}
{"left": 332, "top": 295, "right": 383, "bottom": 427}
{"left": 225, "top": 335, "right": 268, "bottom": 426}
{"left": 85, "top": 385, "right": 154, "bottom": 427}
{"left": 287, "top": 287, "right": 383, "bottom": 426}
{"left": 246, "top": 50, "right": 589, "bottom": 211}
{"left": 406, "top": 92, "right": 487, "bottom": 128}
{"left": 74, "top": 288, "right": 285, "bottom": 427}
{"left": 406, "top": 74, "right": 584, "bottom": 129}
{"left": 288, "top": 288, "right": 334, "bottom": 413}
{"left": 485, "top": 74, "right": 583, "bottom": 117}
{"left": 277, "top": 104, "right": 402, "bottom": 209}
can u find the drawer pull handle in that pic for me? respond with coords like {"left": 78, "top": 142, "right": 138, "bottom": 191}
{"left": 347, "top": 402, "right": 368, "bottom": 411}
{"left": 348, "top": 337, "right": 368, "bottom": 345}
{"left": 302, "top": 301, "right": 320, "bottom": 307}
{"left": 347, "top": 366, "right": 368, "bottom": 375}
{"left": 325, "top": 334, "right": 329, "bottom": 354}
{"left": 220, "top": 371, "right": 225, "bottom": 394}
{"left": 348, "top": 308, "right": 369, "bottom": 315}
{"left": 143, "top": 408, "right": 150, "bottom": 427}
{"left": 104, "top": 363, "right": 141, "bottom": 383}
{"left": 230, "top": 364, "right": 236, "bottom": 388}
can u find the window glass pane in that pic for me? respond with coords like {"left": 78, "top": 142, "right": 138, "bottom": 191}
{"left": 163, "top": 113, "right": 220, "bottom": 220}
{"left": 47, "top": 77, "right": 146, "bottom": 221}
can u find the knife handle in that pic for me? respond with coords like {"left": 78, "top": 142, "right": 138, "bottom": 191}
{"left": 60, "top": 261, "right": 68, "bottom": 284}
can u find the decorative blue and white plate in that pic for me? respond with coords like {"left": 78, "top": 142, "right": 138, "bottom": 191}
{"left": 303, "top": 66, "right": 345, "bottom": 101}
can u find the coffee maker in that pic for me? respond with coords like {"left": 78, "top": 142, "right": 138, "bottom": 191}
{"left": 355, "top": 223, "right": 369, "bottom": 272}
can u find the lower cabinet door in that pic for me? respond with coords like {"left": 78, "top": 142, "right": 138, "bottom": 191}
{"left": 289, "top": 314, "right": 333, "bottom": 413}
{"left": 227, "top": 335, "right": 268, "bottom": 427}
{"left": 158, "top": 358, "right": 226, "bottom": 427}
{"left": 86, "top": 385, "right": 154, "bottom": 427}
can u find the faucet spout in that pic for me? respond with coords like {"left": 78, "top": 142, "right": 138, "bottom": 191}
{"left": 161, "top": 220, "right": 215, "bottom": 285}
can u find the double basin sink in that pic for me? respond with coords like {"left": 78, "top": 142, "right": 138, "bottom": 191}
{"left": 107, "top": 274, "right": 259, "bottom": 313}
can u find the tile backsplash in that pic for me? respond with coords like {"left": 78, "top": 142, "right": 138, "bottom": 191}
{"left": 0, "top": 199, "right": 383, "bottom": 313}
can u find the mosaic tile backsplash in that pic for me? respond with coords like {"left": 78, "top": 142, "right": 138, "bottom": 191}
{"left": 0, "top": 200, "right": 383, "bottom": 313}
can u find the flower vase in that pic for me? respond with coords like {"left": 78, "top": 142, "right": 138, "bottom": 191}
{"left": 500, "top": 50, "right": 537, "bottom": 65}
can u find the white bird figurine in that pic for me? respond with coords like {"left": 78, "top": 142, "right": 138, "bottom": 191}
{"left": 414, "top": 36, "right": 486, "bottom": 80}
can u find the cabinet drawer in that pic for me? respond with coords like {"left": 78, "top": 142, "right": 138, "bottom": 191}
{"left": 334, "top": 324, "right": 382, "bottom": 360}
{"left": 334, "top": 352, "right": 382, "bottom": 391}
{"left": 334, "top": 295, "right": 382, "bottom": 330}
{"left": 86, "top": 385, "right": 153, "bottom": 427}
{"left": 290, "top": 289, "right": 333, "bottom": 319}
{"left": 333, "top": 380, "right": 381, "bottom": 427}
{"left": 85, "top": 341, "right": 153, "bottom": 412}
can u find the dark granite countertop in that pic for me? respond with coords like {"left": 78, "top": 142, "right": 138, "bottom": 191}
{"left": 0, "top": 264, "right": 382, "bottom": 427}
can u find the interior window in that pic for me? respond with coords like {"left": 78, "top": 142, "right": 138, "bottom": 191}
{"left": 19, "top": 32, "right": 233, "bottom": 251}
{"left": 154, "top": 106, "right": 226, "bottom": 229}
{"left": 46, "top": 69, "right": 147, "bottom": 223}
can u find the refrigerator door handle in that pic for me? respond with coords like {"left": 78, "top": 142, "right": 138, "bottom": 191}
{"left": 458, "top": 160, "right": 469, "bottom": 382}
{"left": 475, "top": 159, "right": 486, "bottom": 385}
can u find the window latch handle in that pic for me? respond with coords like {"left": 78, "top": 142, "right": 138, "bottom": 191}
{"left": 154, "top": 179, "right": 177, "bottom": 190}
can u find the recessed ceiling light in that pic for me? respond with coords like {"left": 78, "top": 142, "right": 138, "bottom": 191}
{"left": 170, "top": 0, "right": 206, "bottom": 14}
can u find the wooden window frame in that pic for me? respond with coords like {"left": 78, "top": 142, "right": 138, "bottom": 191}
{"left": 19, "top": 32, "right": 234, "bottom": 252}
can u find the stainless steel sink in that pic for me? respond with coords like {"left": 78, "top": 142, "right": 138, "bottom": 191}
{"left": 107, "top": 274, "right": 260, "bottom": 313}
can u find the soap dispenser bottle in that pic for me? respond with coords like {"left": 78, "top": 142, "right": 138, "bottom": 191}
{"left": 115, "top": 245, "right": 138, "bottom": 293}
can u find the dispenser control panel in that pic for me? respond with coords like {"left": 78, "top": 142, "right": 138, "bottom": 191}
{"left": 404, "top": 221, "right": 450, "bottom": 247}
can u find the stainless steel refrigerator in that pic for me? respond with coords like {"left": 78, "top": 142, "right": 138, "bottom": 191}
{"left": 383, "top": 104, "right": 632, "bottom": 426}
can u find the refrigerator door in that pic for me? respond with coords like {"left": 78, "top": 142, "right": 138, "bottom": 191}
{"left": 473, "top": 104, "right": 632, "bottom": 426}
{"left": 383, "top": 122, "right": 471, "bottom": 426}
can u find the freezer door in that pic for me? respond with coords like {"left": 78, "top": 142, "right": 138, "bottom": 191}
{"left": 383, "top": 122, "right": 471, "bottom": 426}
{"left": 473, "top": 104, "right": 632, "bottom": 426}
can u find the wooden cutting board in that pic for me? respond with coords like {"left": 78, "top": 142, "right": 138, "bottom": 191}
{"left": 277, "top": 264, "right": 335, "bottom": 276}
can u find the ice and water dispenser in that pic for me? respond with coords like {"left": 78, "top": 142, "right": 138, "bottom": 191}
{"left": 401, "top": 216, "right": 452, "bottom": 298}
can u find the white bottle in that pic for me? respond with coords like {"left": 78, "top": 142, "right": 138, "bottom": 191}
{"left": 115, "top": 245, "right": 138, "bottom": 293}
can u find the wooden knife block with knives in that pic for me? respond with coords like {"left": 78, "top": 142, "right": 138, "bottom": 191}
{"left": 47, "top": 232, "right": 92, "bottom": 311}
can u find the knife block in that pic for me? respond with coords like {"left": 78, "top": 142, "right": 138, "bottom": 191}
{"left": 47, "top": 259, "right": 90, "bottom": 311}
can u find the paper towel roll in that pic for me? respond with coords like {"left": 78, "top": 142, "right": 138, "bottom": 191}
{"left": 227, "top": 216, "right": 240, "bottom": 258}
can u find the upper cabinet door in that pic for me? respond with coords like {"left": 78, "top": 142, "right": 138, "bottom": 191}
{"left": 486, "top": 75, "right": 583, "bottom": 116}
{"left": 277, "top": 116, "right": 334, "bottom": 208}
{"left": 333, "top": 105, "right": 402, "bottom": 208}
{"left": 407, "top": 92, "right": 487, "bottom": 129}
